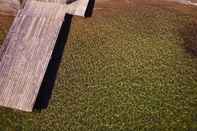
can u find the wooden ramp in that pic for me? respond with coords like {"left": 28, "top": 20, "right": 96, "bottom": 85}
{"left": 0, "top": 0, "right": 90, "bottom": 112}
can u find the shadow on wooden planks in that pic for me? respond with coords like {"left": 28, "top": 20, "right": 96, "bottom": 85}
{"left": 34, "top": 0, "right": 95, "bottom": 111}
{"left": 85, "top": 0, "right": 95, "bottom": 17}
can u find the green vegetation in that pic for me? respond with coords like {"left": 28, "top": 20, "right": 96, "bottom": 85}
{"left": 0, "top": 5, "right": 197, "bottom": 131}
{"left": 0, "top": 29, "right": 6, "bottom": 44}
{"left": 0, "top": 16, "right": 12, "bottom": 45}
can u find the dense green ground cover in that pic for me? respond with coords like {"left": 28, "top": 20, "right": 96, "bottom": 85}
{"left": 0, "top": 16, "right": 12, "bottom": 44}
{"left": 0, "top": 4, "right": 197, "bottom": 131}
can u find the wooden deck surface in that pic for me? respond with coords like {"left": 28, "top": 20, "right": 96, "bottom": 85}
{"left": 0, "top": 0, "right": 89, "bottom": 112}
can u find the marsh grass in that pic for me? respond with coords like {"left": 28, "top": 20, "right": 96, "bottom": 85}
{"left": 0, "top": 5, "right": 197, "bottom": 131}
{"left": 0, "top": 16, "right": 13, "bottom": 45}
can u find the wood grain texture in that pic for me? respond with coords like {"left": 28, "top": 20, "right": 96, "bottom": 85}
{"left": 0, "top": 0, "right": 89, "bottom": 112}
{"left": 29, "top": 0, "right": 90, "bottom": 16}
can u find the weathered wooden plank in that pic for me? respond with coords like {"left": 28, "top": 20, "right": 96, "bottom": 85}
{"left": 0, "top": 0, "right": 89, "bottom": 111}
{"left": 28, "top": 0, "right": 90, "bottom": 16}
{"left": 0, "top": 5, "right": 65, "bottom": 112}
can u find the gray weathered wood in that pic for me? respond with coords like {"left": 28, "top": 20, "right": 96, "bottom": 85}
{"left": 0, "top": 0, "right": 89, "bottom": 112}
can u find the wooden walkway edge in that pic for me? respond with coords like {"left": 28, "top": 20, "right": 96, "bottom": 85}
{"left": 0, "top": 0, "right": 90, "bottom": 112}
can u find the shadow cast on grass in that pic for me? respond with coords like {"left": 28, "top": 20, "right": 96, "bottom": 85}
{"left": 33, "top": 0, "right": 95, "bottom": 111}
{"left": 33, "top": 14, "right": 73, "bottom": 111}
{"left": 179, "top": 21, "right": 197, "bottom": 57}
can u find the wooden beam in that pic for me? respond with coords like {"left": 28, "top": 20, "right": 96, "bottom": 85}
{"left": 0, "top": 0, "right": 90, "bottom": 112}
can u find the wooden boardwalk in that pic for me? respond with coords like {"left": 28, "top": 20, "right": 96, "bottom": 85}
{"left": 0, "top": 0, "right": 89, "bottom": 112}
